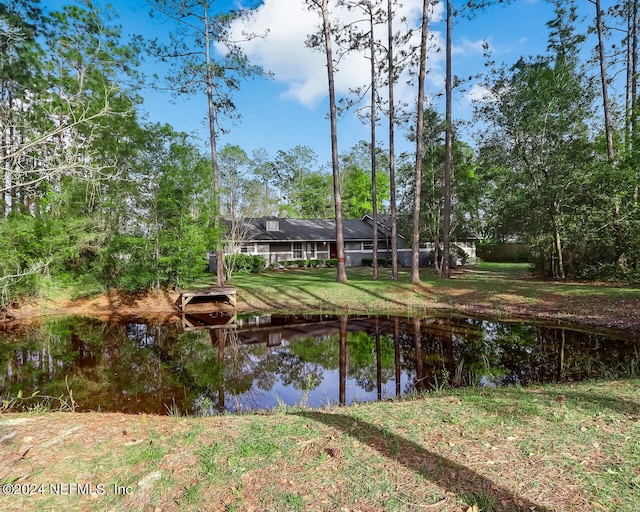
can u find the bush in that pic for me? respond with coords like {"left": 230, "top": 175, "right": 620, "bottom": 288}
{"left": 251, "top": 255, "right": 266, "bottom": 272}
{"left": 513, "top": 250, "right": 530, "bottom": 263}
{"left": 362, "top": 257, "right": 390, "bottom": 267}
{"left": 452, "top": 245, "right": 469, "bottom": 266}
{"left": 224, "top": 254, "right": 266, "bottom": 275}
{"left": 272, "top": 259, "right": 326, "bottom": 270}
{"left": 325, "top": 258, "right": 338, "bottom": 267}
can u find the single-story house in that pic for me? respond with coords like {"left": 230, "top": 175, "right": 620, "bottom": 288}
{"left": 208, "top": 216, "right": 477, "bottom": 271}
{"left": 210, "top": 216, "right": 404, "bottom": 269}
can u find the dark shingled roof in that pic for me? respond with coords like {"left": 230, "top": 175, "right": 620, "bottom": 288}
{"left": 241, "top": 217, "right": 391, "bottom": 242}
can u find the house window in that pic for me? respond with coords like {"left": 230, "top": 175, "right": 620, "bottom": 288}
{"left": 307, "top": 242, "right": 316, "bottom": 258}
{"left": 240, "top": 244, "right": 255, "bottom": 254}
{"left": 293, "top": 242, "right": 303, "bottom": 259}
{"left": 363, "top": 242, "right": 373, "bottom": 251}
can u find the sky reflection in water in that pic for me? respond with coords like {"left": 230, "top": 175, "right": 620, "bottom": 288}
{"left": 0, "top": 314, "right": 637, "bottom": 415}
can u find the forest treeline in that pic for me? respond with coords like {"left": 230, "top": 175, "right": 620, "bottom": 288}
{"left": 0, "top": 0, "right": 638, "bottom": 307}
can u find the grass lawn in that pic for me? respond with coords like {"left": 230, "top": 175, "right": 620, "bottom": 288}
{"left": 9, "top": 263, "right": 639, "bottom": 334}
{"left": 2, "top": 264, "right": 640, "bottom": 511}
{"left": 1, "top": 379, "right": 639, "bottom": 511}
{"left": 216, "top": 263, "right": 639, "bottom": 333}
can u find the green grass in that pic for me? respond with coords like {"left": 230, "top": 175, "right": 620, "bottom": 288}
{"left": 206, "top": 263, "right": 640, "bottom": 334}
{"left": 16, "top": 263, "right": 639, "bottom": 337}
{"left": 192, "top": 262, "right": 638, "bottom": 305}
{"left": 2, "top": 379, "right": 640, "bottom": 511}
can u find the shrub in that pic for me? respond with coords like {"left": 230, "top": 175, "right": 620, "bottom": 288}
{"left": 280, "top": 259, "right": 306, "bottom": 268}
{"left": 362, "top": 257, "right": 390, "bottom": 267}
{"left": 251, "top": 255, "right": 266, "bottom": 272}
{"left": 452, "top": 245, "right": 469, "bottom": 266}
{"left": 325, "top": 258, "right": 338, "bottom": 267}
{"left": 273, "top": 259, "right": 326, "bottom": 269}
{"left": 224, "top": 254, "right": 266, "bottom": 275}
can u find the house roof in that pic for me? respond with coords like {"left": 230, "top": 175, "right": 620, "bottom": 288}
{"left": 240, "top": 217, "right": 395, "bottom": 242}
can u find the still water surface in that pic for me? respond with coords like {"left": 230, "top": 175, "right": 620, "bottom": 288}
{"left": 1, "top": 313, "right": 638, "bottom": 415}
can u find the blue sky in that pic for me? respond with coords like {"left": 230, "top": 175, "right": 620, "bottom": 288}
{"left": 45, "top": 0, "right": 606, "bottom": 167}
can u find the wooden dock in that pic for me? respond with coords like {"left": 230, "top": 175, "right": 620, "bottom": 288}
{"left": 180, "top": 286, "right": 237, "bottom": 310}
{"left": 181, "top": 311, "right": 237, "bottom": 331}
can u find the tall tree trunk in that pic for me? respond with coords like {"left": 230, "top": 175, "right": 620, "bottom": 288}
{"left": 387, "top": 0, "right": 398, "bottom": 280}
{"left": 203, "top": 3, "right": 224, "bottom": 288}
{"left": 441, "top": 0, "right": 452, "bottom": 278}
{"left": 1, "top": 112, "right": 6, "bottom": 220}
{"left": 625, "top": 1, "right": 634, "bottom": 151}
{"left": 631, "top": 0, "right": 638, "bottom": 149}
{"left": 8, "top": 92, "right": 18, "bottom": 215}
{"left": 411, "top": 0, "right": 430, "bottom": 284}
{"left": 320, "top": 0, "right": 347, "bottom": 282}
{"left": 593, "top": 0, "right": 615, "bottom": 161}
{"left": 369, "top": 6, "right": 379, "bottom": 280}
{"left": 1, "top": 83, "right": 8, "bottom": 219}
{"left": 552, "top": 208, "right": 565, "bottom": 279}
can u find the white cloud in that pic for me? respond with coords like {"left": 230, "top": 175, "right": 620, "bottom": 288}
{"left": 227, "top": 0, "right": 497, "bottom": 112}
{"left": 228, "top": 0, "right": 447, "bottom": 108}
{"left": 225, "top": 0, "right": 326, "bottom": 107}
{"left": 464, "top": 83, "right": 496, "bottom": 104}
{"left": 452, "top": 37, "right": 488, "bottom": 56}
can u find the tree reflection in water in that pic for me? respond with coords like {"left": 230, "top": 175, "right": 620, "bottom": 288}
{"left": 0, "top": 314, "right": 637, "bottom": 414}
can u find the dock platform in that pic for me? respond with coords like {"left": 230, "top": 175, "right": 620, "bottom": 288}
{"left": 181, "top": 311, "right": 237, "bottom": 331}
{"left": 180, "top": 287, "right": 237, "bottom": 310}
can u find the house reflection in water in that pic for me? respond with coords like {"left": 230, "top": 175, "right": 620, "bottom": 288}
{"left": 0, "top": 313, "right": 634, "bottom": 415}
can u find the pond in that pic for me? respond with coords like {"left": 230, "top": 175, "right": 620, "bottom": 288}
{"left": 0, "top": 313, "right": 638, "bottom": 415}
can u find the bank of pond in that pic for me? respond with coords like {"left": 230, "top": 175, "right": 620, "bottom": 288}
{"left": 1, "top": 313, "right": 638, "bottom": 415}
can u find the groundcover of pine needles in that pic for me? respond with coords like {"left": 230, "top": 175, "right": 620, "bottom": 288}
{"left": 1, "top": 379, "right": 639, "bottom": 511}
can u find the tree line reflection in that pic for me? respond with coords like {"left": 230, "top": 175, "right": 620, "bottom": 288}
{"left": 0, "top": 314, "right": 637, "bottom": 415}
